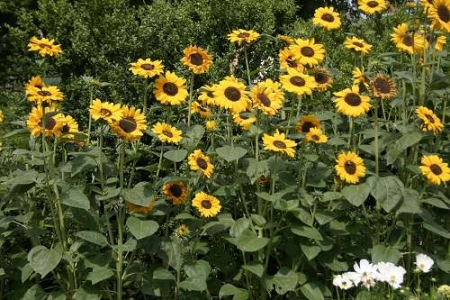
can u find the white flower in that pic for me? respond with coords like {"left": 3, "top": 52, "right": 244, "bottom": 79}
{"left": 353, "top": 259, "right": 380, "bottom": 289}
{"left": 415, "top": 253, "right": 434, "bottom": 273}
{"left": 333, "top": 273, "right": 355, "bottom": 290}
{"left": 376, "top": 262, "right": 406, "bottom": 289}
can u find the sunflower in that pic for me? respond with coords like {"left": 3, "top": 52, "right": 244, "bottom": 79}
{"left": 262, "top": 129, "right": 297, "bottom": 157}
{"left": 192, "top": 192, "right": 222, "bottom": 218}
{"left": 427, "top": 0, "right": 450, "bottom": 33}
{"left": 297, "top": 115, "right": 321, "bottom": 133}
{"left": 370, "top": 74, "right": 397, "bottom": 100}
{"left": 312, "top": 7, "right": 341, "bottom": 31}
{"left": 433, "top": 35, "right": 447, "bottom": 51}
{"left": 310, "top": 67, "right": 334, "bottom": 92}
{"left": 26, "top": 105, "right": 61, "bottom": 137}
{"left": 205, "top": 120, "right": 217, "bottom": 130}
{"left": 357, "top": 0, "right": 388, "bottom": 14}
{"left": 162, "top": 182, "right": 188, "bottom": 205}
{"left": 390, "top": 23, "right": 426, "bottom": 54}
{"left": 154, "top": 71, "right": 188, "bottom": 105}
{"left": 129, "top": 58, "right": 164, "bottom": 79}
{"left": 0, "top": 110, "right": 4, "bottom": 123}
{"left": 89, "top": 99, "right": 123, "bottom": 124}
{"left": 305, "top": 127, "right": 328, "bottom": 144}
{"left": 126, "top": 198, "right": 156, "bottom": 215}
{"left": 110, "top": 106, "right": 147, "bottom": 141}
{"left": 278, "top": 47, "right": 305, "bottom": 72}
{"left": 181, "top": 45, "right": 212, "bottom": 74}
{"left": 279, "top": 68, "right": 317, "bottom": 96}
{"left": 352, "top": 67, "right": 370, "bottom": 88}
{"left": 191, "top": 101, "right": 212, "bottom": 118}
{"left": 214, "top": 76, "right": 251, "bottom": 113}
{"left": 420, "top": 0, "right": 434, "bottom": 9}
{"left": 335, "top": 151, "right": 366, "bottom": 184}
{"left": 27, "top": 85, "right": 64, "bottom": 105}
{"left": 289, "top": 38, "right": 325, "bottom": 67}
{"left": 227, "top": 29, "right": 260, "bottom": 46}
{"left": 334, "top": 85, "right": 372, "bottom": 117}
{"left": 176, "top": 224, "right": 190, "bottom": 237}
{"left": 419, "top": 155, "right": 450, "bottom": 185}
{"left": 277, "top": 34, "right": 295, "bottom": 45}
{"left": 251, "top": 79, "right": 284, "bottom": 116}
{"left": 233, "top": 111, "right": 257, "bottom": 130}
{"left": 27, "top": 36, "right": 62, "bottom": 57}
{"left": 188, "top": 149, "right": 214, "bottom": 178}
{"left": 25, "top": 76, "right": 45, "bottom": 96}
{"left": 53, "top": 114, "right": 79, "bottom": 140}
{"left": 151, "top": 122, "right": 183, "bottom": 144}
{"left": 198, "top": 84, "right": 218, "bottom": 106}
{"left": 415, "top": 106, "right": 444, "bottom": 134}
{"left": 343, "top": 37, "right": 372, "bottom": 55}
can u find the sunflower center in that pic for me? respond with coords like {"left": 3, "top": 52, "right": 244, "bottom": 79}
{"left": 437, "top": 4, "right": 450, "bottom": 22}
{"left": 344, "top": 93, "right": 362, "bottom": 106}
{"left": 119, "top": 117, "right": 137, "bottom": 133}
{"left": 424, "top": 114, "right": 435, "bottom": 123}
{"left": 312, "top": 134, "right": 320, "bottom": 141}
{"left": 367, "top": 1, "right": 379, "bottom": 8}
{"left": 201, "top": 200, "right": 212, "bottom": 209}
{"left": 162, "top": 129, "right": 173, "bottom": 137}
{"left": 100, "top": 108, "right": 112, "bottom": 117}
{"left": 258, "top": 93, "right": 271, "bottom": 107}
{"left": 62, "top": 125, "right": 70, "bottom": 134}
{"left": 45, "top": 117, "right": 56, "bottom": 130}
{"left": 206, "top": 90, "right": 214, "bottom": 98}
{"left": 290, "top": 76, "right": 306, "bottom": 87}
{"left": 301, "top": 121, "right": 315, "bottom": 133}
{"left": 141, "top": 63, "right": 154, "bottom": 71}
{"left": 403, "top": 34, "right": 413, "bottom": 47}
{"left": 430, "top": 164, "right": 443, "bottom": 175}
{"left": 37, "top": 90, "right": 52, "bottom": 97}
{"left": 321, "top": 13, "right": 335, "bottom": 22}
{"left": 273, "top": 140, "right": 286, "bottom": 149}
{"left": 315, "top": 72, "right": 328, "bottom": 84}
{"left": 163, "top": 82, "right": 179, "bottom": 96}
{"left": 353, "top": 41, "right": 364, "bottom": 48}
{"left": 238, "top": 32, "right": 250, "bottom": 38}
{"left": 287, "top": 59, "right": 298, "bottom": 68}
{"left": 38, "top": 43, "right": 52, "bottom": 49}
{"left": 224, "top": 87, "right": 241, "bottom": 101}
{"left": 344, "top": 161, "right": 357, "bottom": 175}
{"left": 300, "top": 46, "right": 315, "bottom": 57}
{"left": 169, "top": 184, "right": 183, "bottom": 197}
{"left": 196, "top": 157, "right": 208, "bottom": 170}
{"left": 190, "top": 53, "right": 204, "bottom": 66}
{"left": 373, "top": 78, "right": 391, "bottom": 94}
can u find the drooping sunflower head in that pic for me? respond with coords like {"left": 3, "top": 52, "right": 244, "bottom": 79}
{"left": 343, "top": 36, "right": 372, "bottom": 55}
{"left": 126, "top": 198, "right": 157, "bottom": 215}
{"left": 370, "top": 74, "right": 397, "bottom": 100}
{"left": 419, "top": 155, "right": 450, "bottom": 185}
{"left": 233, "top": 111, "right": 257, "bottom": 130}
{"left": 312, "top": 6, "right": 342, "bottom": 31}
{"left": 390, "top": 23, "right": 426, "bottom": 54}
{"left": 305, "top": 127, "right": 328, "bottom": 144}
{"left": 181, "top": 45, "right": 212, "bottom": 74}
{"left": 89, "top": 99, "right": 123, "bottom": 124}
{"left": 278, "top": 47, "right": 305, "bottom": 72}
{"left": 153, "top": 71, "right": 188, "bottom": 105}
{"left": 279, "top": 67, "right": 317, "bottom": 96}
{"left": 192, "top": 192, "right": 222, "bottom": 218}
{"left": 27, "top": 36, "right": 62, "bottom": 57}
{"left": 111, "top": 105, "right": 147, "bottom": 141}
{"left": 333, "top": 85, "right": 372, "bottom": 118}
{"left": 262, "top": 129, "right": 297, "bottom": 157}
{"left": 415, "top": 106, "right": 443, "bottom": 134}
{"left": 53, "top": 114, "right": 80, "bottom": 140}
{"left": 358, "top": 0, "right": 388, "bottom": 15}
{"left": 426, "top": 0, "right": 450, "bottom": 33}
{"left": 214, "top": 76, "right": 251, "bottom": 113}
{"left": 26, "top": 85, "right": 64, "bottom": 105}
{"left": 188, "top": 149, "right": 215, "bottom": 178}
{"left": 162, "top": 182, "right": 188, "bottom": 205}
{"left": 335, "top": 151, "right": 366, "bottom": 184}
{"left": 191, "top": 101, "right": 212, "bottom": 118}
{"left": 289, "top": 38, "right": 325, "bottom": 67}
{"left": 129, "top": 58, "right": 164, "bottom": 79}
{"left": 151, "top": 122, "right": 183, "bottom": 144}
{"left": 227, "top": 29, "right": 260, "bottom": 46}
{"left": 297, "top": 115, "right": 321, "bottom": 133}
{"left": 251, "top": 79, "right": 284, "bottom": 116}
{"left": 310, "top": 67, "right": 334, "bottom": 92}
{"left": 26, "top": 105, "right": 62, "bottom": 137}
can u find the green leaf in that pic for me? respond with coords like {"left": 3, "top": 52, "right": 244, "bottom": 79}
{"left": 226, "top": 229, "right": 269, "bottom": 252}
{"left": 1, "top": 128, "right": 30, "bottom": 139}
{"left": 422, "top": 218, "right": 450, "bottom": 239}
{"left": 386, "top": 132, "right": 422, "bottom": 165}
{"left": 219, "top": 284, "right": 249, "bottom": 300}
{"left": 121, "top": 182, "right": 153, "bottom": 206}
{"left": 216, "top": 146, "right": 247, "bottom": 162}
{"left": 322, "top": 192, "right": 342, "bottom": 202}
{"left": 76, "top": 231, "right": 108, "bottom": 247}
{"left": 229, "top": 217, "right": 250, "bottom": 238}
{"left": 28, "top": 245, "right": 62, "bottom": 278}
{"left": 342, "top": 182, "right": 371, "bottom": 206}
{"left": 371, "top": 244, "right": 402, "bottom": 264}
{"left": 153, "top": 268, "right": 175, "bottom": 281}
{"left": 421, "top": 198, "right": 450, "bottom": 209}
{"left": 369, "top": 176, "right": 404, "bottom": 212}
{"left": 301, "top": 244, "right": 322, "bottom": 260}
{"left": 61, "top": 187, "right": 90, "bottom": 210}
{"left": 264, "top": 267, "right": 298, "bottom": 295}
{"left": 178, "top": 278, "right": 207, "bottom": 291}
{"left": 71, "top": 155, "right": 97, "bottom": 177}
{"left": 397, "top": 188, "right": 422, "bottom": 215}
{"left": 291, "top": 226, "right": 323, "bottom": 241}
{"left": 242, "top": 262, "right": 264, "bottom": 278}
{"left": 245, "top": 158, "right": 269, "bottom": 184}
{"left": 163, "top": 149, "right": 188, "bottom": 162}
{"left": 87, "top": 268, "right": 114, "bottom": 284}
{"left": 126, "top": 216, "right": 159, "bottom": 240}
{"left": 182, "top": 125, "right": 205, "bottom": 148}
{"left": 184, "top": 260, "right": 211, "bottom": 280}
{"left": 300, "top": 282, "right": 325, "bottom": 300}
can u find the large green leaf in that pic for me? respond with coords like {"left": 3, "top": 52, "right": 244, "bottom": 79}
{"left": 300, "top": 244, "right": 322, "bottom": 261}
{"left": 76, "top": 231, "right": 108, "bottom": 247}
{"left": 216, "top": 146, "right": 247, "bottom": 162}
{"left": 163, "top": 149, "right": 188, "bottom": 162}
{"left": 386, "top": 132, "right": 422, "bottom": 165}
{"left": 178, "top": 278, "right": 207, "bottom": 291}
{"left": 300, "top": 282, "right": 324, "bottom": 300}
{"left": 242, "top": 262, "right": 264, "bottom": 278}
{"left": 371, "top": 244, "right": 401, "bottom": 264}
{"left": 184, "top": 260, "right": 211, "bottom": 280}
{"left": 229, "top": 217, "right": 250, "bottom": 238}
{"left": 126, "top": 216, "right": 159, "bottom": 240}
{"left": 219, "top": 284, "right": 249, "bottom": 300}
{"left": 369, "top": 176, "right": 404, "bottom": 212}
{"left": 87, "top": 267, "right": 114, "bottom": 285}
{"left": 342, "top": 182, "right": 371, "bottom": 206}
{"left": 61, "top": 187, "right": 90, "bottom": 210}
{"left": 291, "top": 226, "right": 323, "bottom": 241}
{"left": 121, "top": 182, "right": 153, "bottom": 206}
{"left": 226, "top": 229, "right": 269, "bottom": 252}
{"left": 264, "top": 267, "right": 298, "bottom": 295}
{"left": 28, "top": 245, "right": 62, "bottom": 278}
{"left": 182, "top": 125, "right": 205, "bottom": 148}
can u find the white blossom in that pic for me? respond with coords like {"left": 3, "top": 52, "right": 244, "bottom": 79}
{"left": 333, "top": 273, "right": 355, "bottom": 290}
{"left": 375, "top": 262, "right": 406, "bottom": 289}
{"left": 415, "top": 253, "right": 434, "bottom": 273}
{"left": 353, "top": 259, "right": 380, "bottom": 289}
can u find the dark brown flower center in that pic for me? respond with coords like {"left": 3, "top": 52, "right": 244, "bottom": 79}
{"left": 312, "top": 134, "right": 320, "bottom": 141}
{"left": 344, "top": 93, "right": 362, "bottom": 106}
{"left": 206, "top": 90, "right": 214, "bottom": 98}
{"left": 169, "top": 184, "right": 183, "bottom": 197}
{"left": 430, "top": 164, "right": 443, "bottom": 175}
{"left": 287, "top": 58, "right": 298, "bottom": 68}
{"left": 224, "top": 87, "right": 241, "bottom": 101}
{"left": 438, "top": 4, "right": 450, "bottom": 22}
{"left": 290, "top": 76, "right": 306, "bottom": 87}
{"left": 238, "top": 32, "right": 250, "bottom": 38}
{"left": 119, "top": 117, "right": 137, "bottom": 133}
{"left": 258, "top": 93, "right": 271, "bottom": 107}
{"left": 300, "top": 46, "right": 315, "bottom": 57}
{"left": 162, "top": 129, "right": 173, "bottom": 137}
{"left": 373, "top": 77, "right": 392, "bottom": 94}
{"left": 62, "top": 124, "right": 70, "bottom": 134}
{"left": 315, "top": 72, "right": 329, "bottom": 84}
{"left": 201, "top": 200, "right": 212, "bottom": 209}
{"left": 353, "top": 41, "right": 364, "bottom": 48}
{"left": 403, "top": 34, "right": 413, "bottom": 47}
{"left": 100, "top": 108, "right": 112, "bottom": 117}
{"left": 425, "top": 114, "right": 435, "bottom": 123}
{"left": 321, "top": 13, "right": 335, "bottom": 22}
{"left": 38, "top": 90, "right": 52, "bottom": 97}
{"left": 300, "top": 121, "right": 315, "bottom": 133}
{"left": 273, "top": 140, "right": 286, "bottom": 149}
{"left": 163, "top": 82, "right": 179, "bottom": 96}
{"left": 38, "top": 43, "right": 52, "bottom": 49}
{"left": 45, "top": 117, "right": 56, "bottom": 130}
{"left": 141, "top": 64, "right": 154, "bottom": 71}
{"left": 344, "top": 161, "right": 357, "bottom": 175}
{"left": 190, "top": 53, "right": 204, "bottom": 66}
{"left": 196, "top": 157, "right": 208, "bottom": 170}
{"left": 367, "top": 1, "right": 379, "bottom": 8}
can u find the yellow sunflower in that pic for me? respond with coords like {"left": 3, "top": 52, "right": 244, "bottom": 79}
{"left": 279, "top": 67, "right": 317, "bottom": 96}
{"left": 289, "top": 38, "right": 325, "bottom": 67}
{"left": 312, "top": 7, "right": 341, "bottom": 31}
{"left": 26, "top": 105, "right": 61, "bottom": 137}
{"left": 310, "top": 67, "right": 334, "bottom": 92}
{"left": 191, "top": 101, "right": 212, "bottom": 118}
{"left": 251, "top": 79, "right": 284, "bottom": 116}
{"left": 162, "top": 182, "right": 188, "bottom": 205}
{"left": 214, "top": 75, "right": 251, "bottom": 113}
{"left": 176, "top": 224, "right": 190, "bottom": 237}
{"left": 27, "top": 36, "right": 62, "bottom": 57}
{"left": 390, "top": 23, "right": 426, "bottom": 54}
{"left": 25, "top": 76, "right": 45, "bottom": 96}
{"left": 53, "top": 114, "right": 79, "bottom": 140}
{"left": 420, "top": 0, "right": 434, "bottom": 9}
{"left": 233, "top": 111, "right": 257, "bottom": 130}
{"left": 198, "top": 84, "right": 218, "bottom": 106}
{"left": 26, "top": 85, "right": 64, "bottom": 105}
{"left": 192, "top": 192, "right": 222, "bottom": 218}
{"left": 427, "top": 0, "right": 450, "bottom": 33}
{"left": 433, "top": 35, "right": 447, "bottom": 51}
{"left": 343, "top": 36, "right": 372, "bottom": 55}
{"left": 370, "top": 74, "right": 397, "bottom": 100}
{"left": 278, "top": 47, "right": 305, "bottom": 72}
{"left": 358, "top": 0, "right": 388, "bottom": 14}
{"left": 415, "top": 106, "right": 443, "bottom": 134}
{"left": 262, "top": 129, "right": 297, "bottom": 157}
{"left": 419, "top": 155, "right": 450, "bottom": 185}
{"left": 277, "top": 34, "right": 295, "bottom": 45}
{"left": 334, "top": 85, "right": 372, "bottom": 118}
{"left": 110, "top": 105, "right": 147, "bottom": 141}
{"left": 89, "top": 99, "right": 123, "bottom": 124}
{"left": 154, "top": 71, "right": 188, "bottom": 105}
{"left": 151, "top": 122, "right": 183, "bottom": 144}
{"left": 129, "top": 58, "right": 164, "bottom": 79}
{"left": 188, "top": 149, "right": 214, "bottom": 178}
{"left": 335, "top": 151, "right": 366, "bottom": 184}
{"left": 227, "top": 29, "right": 260, "bottom": 46}
{"left": 305, "top": 127, "right": 328, "bottom": 144}
{"left": 297, "top": 115, "right": 321, "bottom": 133}
{"left": 0, "top": 110, "right": 4, "bottom": 123}
{"left": 181, "top": 45, "right": 212, "bottom": 74}
{"left": 126, "top": 198, "right": 156, "bottom": 215}
{"left": 205, "top": 120, "right": 217, "bottom": 130}
{"left": 352, "top": 67, "right": 370, "bottom": 88}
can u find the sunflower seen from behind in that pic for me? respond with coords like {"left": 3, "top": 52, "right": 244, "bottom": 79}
{"left": 335, "top": 151, "right": 366, "bottom": 184}
{"left": 334, "top": 85, "right": 371, "bottom": 118}
{"left": 419, "top": 155, "right": 450, "bottom": 185}
{"left": 162, "top": 182, "right": 188, "bottom": 205}
{"left": 279, "top": 68, "right": 317, "bottom": 97}
{"left": 181, "top": 45, "right": 212, "bottom": 74}
{"left": 312, "top": 7, "right": 341, "bottom": 31}
{"left": 151, "top": 122, "right": 183, "bottom": 145}
{"left": 227, "top": 29, "right": 260, "bottom": 46}
{"left": 214, "top": 75, "right": 251, "bottom": 113}
{"left": 251, "top": 79, "right": 284, "bottom": 116}
{"left": 289, "top": 38, "right": 325, "bottom": 67}
{"left": 262, "top": 129, "right": 297, "bottom": 157}
{"left": 415, "top": 106, "right": 443, "bottom": 134}
{"left": 154, "top": 71, "right": 188, "bottom": 105}
{"left": 89, "top": 99, "right": 123, "bottom": 124}
{"left": 129, "top": 58, "right": 164, "bottom": 79}
{"left": 188, "top": 149, "right": 214, "bottom": 178}
{"left": 110, "top": 105, "right": 147, "bottom": 141}
{"left": 28, "top": 36, "right": 62, "bottom": 57}
{"left": 192, "top": 192, "right": 222, "bottom": 218}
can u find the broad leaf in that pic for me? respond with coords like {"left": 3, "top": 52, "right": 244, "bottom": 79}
{"left": 216, "top": 146, "right": 247, "bottom": 162}
{"left": 371, "top": 244, "right": 401, "bottom": 264}
{"left": 369, "top": 176, "right": 404, "bottom": 212}
{"left": 126, "top": 216, "right": 159, "bottom": 240}
{"left": 28, "top": 245, "right": 62, "bottom": 278}
{"left": 76, "top": 231, "right": 108, "bottom": 247}
{"left": 163, "top": 149, "right": 188, "bottom": 162}
{"left": 342, "top": 182, "right": 371, "bottom": 207}
{"left": 219, "top": 284, "right": 249, "bottom": 300}
{"left": 61, "top": 187, "right": 90, "bottom": 210}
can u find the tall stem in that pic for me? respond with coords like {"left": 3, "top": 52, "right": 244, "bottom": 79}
{"left": 374, "top": 100, "right": 379, "bottom": 176}
{"left": 244, "top": 46, "right": 252, "bottom": 86}
{"left": 187, "top": 73, "right": 195, "bottom": 128}
{"left": 116, "top": 140, "right": 126, "bottom": 300}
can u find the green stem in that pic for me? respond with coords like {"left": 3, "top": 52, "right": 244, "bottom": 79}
{"left": 244, "top": 46, "right": 252, "bottom": 86}
{"left": 348, "top": 117, "right": 354, "bottom": 151}
{"left": 143, "top": 80, "right": 149, "bottom": 115}
{"left": 374, "top": 100, "right": 379, "bottom": 176}
{"left": 87, "top": 91, "right": 94, "bottom": 145}
{"left": 116, "top": 140, "right": 126, "bottom": 300}
{"left": 155, "top": 146, "right": 164, "bottom": 178}
{"left": 188, "top": 73, "right": 195, "bottom": 128}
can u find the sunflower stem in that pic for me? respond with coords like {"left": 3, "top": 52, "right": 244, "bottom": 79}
{"left": 116, "top": 140, "right": 126, "bottom": 300}
{"left": 263, "top": 154, "right": 278, "bottom": 276}
{"left": 374, "top": 100, "right": 379, "bottom": 176}
{"left": 188, "top": 73, "right": 195, "bottom": 128}
{"left": 156, "top": 145, "right": 164, "bottom": 179}
{"left": 143, "top": 80, "right": 149, "bottom": 116}
{"left": 87, "top": 89, "right": 94, "bottom": 145}
{"left": 244, "top": 46, "right": 252, "bottom": 87}
{"left": 348, "top": 117, "right": 355, "bottom": 151}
